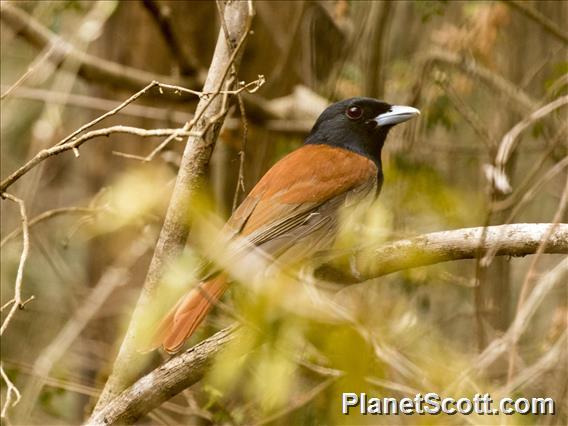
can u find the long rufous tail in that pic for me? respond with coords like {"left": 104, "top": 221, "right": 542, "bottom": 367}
{"left": 150, "top": 274, "right": 228, "bottom": 353}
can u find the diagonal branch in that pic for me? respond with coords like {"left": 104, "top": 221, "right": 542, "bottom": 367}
{"left": 85, "top": 326, "right": 239, "bottom": 425}
{"left": 503, "top": 0, "right": 568, "bottom": 45}
{"left": 0, "top": 3, "right": 202, "bottom": 92}
{"left": 85, "top": 223, "right": 568, "bottom": 425}
{"left": 89, "top": 0, "right": 255, "bottom": 415}
{"left": 141, "top": 0, "right": 200, "bottom": 76}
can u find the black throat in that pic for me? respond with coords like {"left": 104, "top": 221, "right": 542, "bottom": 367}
{"left": 304, "top": 123, "right": 390, "bottom": 169}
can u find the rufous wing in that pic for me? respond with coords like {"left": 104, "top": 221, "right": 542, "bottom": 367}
{"left": 151, "top": 144, "right": 378, "bottom": 352}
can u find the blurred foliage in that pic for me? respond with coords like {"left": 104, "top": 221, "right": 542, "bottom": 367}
{"left": 1, "top": 1, "right": 567, "bottom": 425}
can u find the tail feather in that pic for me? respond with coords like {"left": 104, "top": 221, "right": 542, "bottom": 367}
{"left": 151, "top": 275, "right": 228, "bottom": 353}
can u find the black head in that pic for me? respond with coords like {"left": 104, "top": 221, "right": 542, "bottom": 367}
{"left": 305, "top": 97, "right": 420, "bottom": 166}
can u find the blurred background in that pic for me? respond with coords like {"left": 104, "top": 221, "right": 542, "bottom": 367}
{"left": 1, "top": 1, "right": 567, "bottom": 425}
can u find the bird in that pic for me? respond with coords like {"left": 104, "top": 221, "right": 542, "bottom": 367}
{"left": 151, "top": 97, "right": 420, "bottom": 353}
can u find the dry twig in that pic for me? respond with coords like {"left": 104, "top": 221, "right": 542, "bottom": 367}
{"left": 488, "top": 95, "right": 568, "bottom": 193}
{"left": 1, "top": 207, "right": 96, "bottom": 248}
{"left": 0, "top": 193, "right": 31, "bottom": 336}
{"left": 0, "top": 364, "right": 21, "bottom": 419}
{"left": 0, "top": 44, "right": 57, "bottom": 100}
{"left": 0, "top": 123, "right": 196, "bottom": 193}
{"left": 0, "top": 193, "right": 30, "bottom": 419}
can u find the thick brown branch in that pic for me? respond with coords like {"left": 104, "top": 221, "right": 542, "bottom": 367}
{"left": 84, "top": 223, "right": 568, "bottom": 425}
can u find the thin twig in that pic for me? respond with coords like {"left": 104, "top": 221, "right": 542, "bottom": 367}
{"left": 113, "top": 77, "right": 264, "bottom": 162}
{"left": 0, "top": 193, "right": 30, "bottom": 419}
{"left": 253, "top": 378, "right": 336, "bottom": 426}
{"left": 1, "top": 206, "right": 96, "bottom": 247}
{"left": 157, "top": 78, "right": 264, "bottom": 98}
{"left": 0, "top": 364, "right": 21, "bottom": 419}
{"left": 0, "top": 193, "right": 31, "bottom": 336}
{"left": 489, "top": 95, "right": 568, "bottom": 193}
{"left": 447, "top": 257, "right": 568, "bottom": 393}
{"left": 0, "top": 44, "right": 57, "bottom": 100}
{"left": 0, "top": 123, "right": 196, "bottom": 192}
{"left": 1, "top": 75, "right": 259, "bottom": 192}
{"left": 54, "top": 82, "right": 160, "bottom": 147}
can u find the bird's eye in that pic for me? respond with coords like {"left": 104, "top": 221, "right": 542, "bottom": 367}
{"left": 346, "top": 105, "right": 363, "bottom": 120}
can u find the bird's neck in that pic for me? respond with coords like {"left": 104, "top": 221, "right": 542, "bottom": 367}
{"left": 304, "top": 127, "right": 389, "bottom": 169}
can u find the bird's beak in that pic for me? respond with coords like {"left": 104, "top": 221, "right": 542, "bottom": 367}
{"left": 373, "top": 105, "right": 420, "bottom": 127}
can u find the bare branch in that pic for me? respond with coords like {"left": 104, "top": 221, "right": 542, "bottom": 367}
{"left": 112, "top": 77, "right": 264, "bottom": 162}
{"left": 85, "top": 326, "right": 239, "bottom": 426}
{"left": 0, "top": 123, "right": 197, "bottom": 193}
{"left": 0, "top": 193, "right": 31, "bottom": 336}
{"left": 0, "top": 193, "right": 30, "bottom": 420}
{"left": 316, "top": 223, "right": 568, "bottom": 283}
{"left": 0, "top": 72, "right": 264, "bottom": 192}
{"left": 488, "top": 95, "right": 568, "bottom": 193}
{"left": 0, "top": 364, "right": 21, "bottom": 419}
